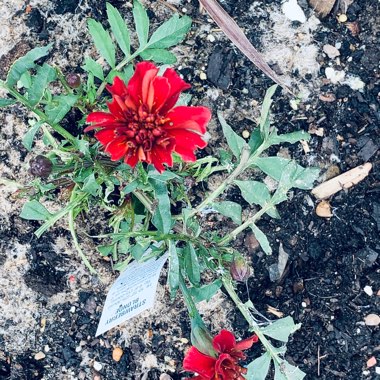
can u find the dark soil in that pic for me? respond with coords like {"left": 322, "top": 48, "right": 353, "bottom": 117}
{"left": 1, "top": 0, "right": 379, "bottom": 379}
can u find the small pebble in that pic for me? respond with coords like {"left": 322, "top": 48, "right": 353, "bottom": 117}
{"left": 242, "top": 130, "right": 250, "bottom": 139}
{"left": 338, "top": 14, "right": 348, "bottom": 23}
{"left": 301, "top": 302, "right": 307, "bottom": 308}
{"left": 179, "top": 338, "right": 188, "bottom": 344}
{"left": 364, "top": 314, "right": 380, "bottom": 326}
{"left": 323, "top": 44, "right": 340, "bottom": 59}
{"left": 364, "top": 285, "right": 373, "bottom": 296}
{"left": 242, "top": 88, "right": 249, "bottom": 94}
{"left": 207, "top": 34, "right": 216, "bottom": 42}
{"left": 34, "top": 352, "right": 46, "bottom": 360}
{"left": 70, "top": 306, "right": 76, "bottom": 313}
{"left": 367, "top": 356, "right": 377, "bottom": 368}
{"left": 44, "top": 345, "right": 50, "bottom": 353}
{"left": 376, "top": 367, "right": 380, "bottom": 375}
{"left": 316, "top": 200, "right": 333, "bottom": 218}
{"left": 75, "top": 346, "right": 82, "bottom": 353}
{"left": 93, "top": 361, "right": 103, "bottom": 371}
{"left": 112, "top": 347, "right": 123, "bottom": 362}
{"left": 199, "top": 72, "right": 207, "bottom": 80}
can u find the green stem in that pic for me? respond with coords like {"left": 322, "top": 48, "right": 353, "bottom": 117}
{"left": 132, "top": 189, "right": 154, "bottom": 214}
{"left": 222, "top": 277, "right": 282, "bottom": 365}
{"left": 179, "top": 274, "right": 199, "bottom": 319}
{"left": 4, "top": 85, "right": 76, "bottom": 143}
{"left": 217, "top": 203, "right": 274, "bottom": 246}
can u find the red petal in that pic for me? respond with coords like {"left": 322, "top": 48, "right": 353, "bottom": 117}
{"left": 213, "top": 330, "right": 236, "bottom": 354}
{"left": 107, "top": 95, "right": 128, "bottom": 119}
{"left": 152, "top": 76, "right": 170, "bottom": 113}
{"left": 183, "top": 347, "right": 216, "bottom": 379}
{"left": 86, "top": 112, "right": 117, "bottom": 124}
{"left": 168, "top": 129, "right": 206, "bottom": 161}
{"left": 127, "top": 61, "right": 158, "bottom": 106}
{"left": 160, "top": 68, "right": 191, "bottom": 114}
{"left": 105, "top": 137, "right": 129, "bottom": 161}
{"left": 234, "top": 335, "right": 259, "bottom": 351}
{"left": 215, "top": 353, "right": 239, "bottom": 378}
{"left": 165, "top": 106, "right": 211, "bottom": 134}
{"left": 125, "top": 152, "right": 139, "bottom": 169}
{"left": 94, "top": 129, "right": 116, "bottom": 146}
{"left": 150, "top": 145, "right": 174, "bottom": 173}
{"left": 106, "top": 76, "right": 128, "bottom": 97}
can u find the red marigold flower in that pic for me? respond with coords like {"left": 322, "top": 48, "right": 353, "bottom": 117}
{"left": 183, "top": 330, "right": 258, "bottom": 380}
{"left": 85, "top": 61, "right": 211, "bottom": 173}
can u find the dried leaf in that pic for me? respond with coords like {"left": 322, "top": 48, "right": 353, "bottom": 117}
{"left": 199, "top": 0, "right": 292, "bottom": 94}
{"left": 308, "top": 0, "right": 336, "bottom": 18}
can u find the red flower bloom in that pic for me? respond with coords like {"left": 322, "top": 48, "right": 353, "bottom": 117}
{"left": 183, "top": 330, "right": 258, "bottom": 380}
{"left": 85, "top": 61, "right": 211, "bottom": 172}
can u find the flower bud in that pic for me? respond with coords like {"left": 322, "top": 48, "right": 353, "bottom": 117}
{"left": 29, "top": 155, "right": 53, "bottom": 178}
{"left": 230, "top": 255, "right": 251, "bottom": 282}
{"left": 190, "top": 319, "right": 217, "bottom": 357}
{"left": 65, "top": 73, "right": 81, "bottom": 88}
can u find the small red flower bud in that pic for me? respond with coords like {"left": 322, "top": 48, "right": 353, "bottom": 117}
{"left": 230, "top": 255, "right": 251, "bottom": 282}
{"left": 29, "top": 155, "right": 53, "bottom": 178}
{"left": 65, "top": 73, "right": 81, "bottom": 88}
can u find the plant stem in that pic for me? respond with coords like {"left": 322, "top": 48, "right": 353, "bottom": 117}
{"left": 222, "top": 276, "right": 282, "bottom": 365}
{"left": 179, "top": 274, "right": 199, "bottom": 319}
{"left": 132, "top": 189, "right": 154, "bottom": 214}
{"left": 3, "top": 84, "right": 76, "bottom": 144}
{"left": 217, "top": 203, "right": 273, "bottom": 246}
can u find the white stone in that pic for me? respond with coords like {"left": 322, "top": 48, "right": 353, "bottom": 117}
{"left": 282, "top": 0, "right": 306, "bottom": 23}
{"left": 364, "top": 285, "right": 373, "bottom": 296}
{"left": 70, "top": 306, "right": 76, "bottom": 313}
{"left": 375, "top": 367, "right": 380, "bottom": 375}
{"left": 207, "top": 34, "right": 216, "bottom": 42}
{"left": 93, "top": 361, "right": 103, "bottom": 371}
{"left": 199, "top": 72, "right": 207, "bottom": 80}
{"left": 325, "top": 67, "right": 346, "bottom": 84}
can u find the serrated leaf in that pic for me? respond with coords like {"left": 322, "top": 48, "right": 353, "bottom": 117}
{"left": 261, "top": 317, "right": 301, "bottom": 342}
{"left": 106, "top": 3, "right": 131, "bottom": 57}
{"left": 28, "top": 63, "right": 56, "bottom": 106}
{"left": 211, "top": 201, "right": 242, "bottom": 225}
{"left": 22, "top": 121, "right": 43, "bottom": 151}
{"left": 259, "top": 85, "right": 277, "bottom": 139}
{"left": 168, "top": 240, "right": 179, "bottom": 298}
{"left": 218, "top": 111, "right": 248, "bottom": 159}
{"left": 147, "top": 14, "right": 192, "bottom": 49}
{"left": 88, "top": 19, "right": 116, "bottom": 68}
{"left": 44, "top": 94, "right": 78, "bottom": 124}
{"left": 0, "top": 98, "right": 16, "bottom": 107}
{"left": 234, "top": 180, "right": 279, "bottom": 219}
{"left": 133, "top": 0, "right": 149, "bottom": 47}
{"left": 254, "top": 157, "right": 319, "bottom": 190}
{"left": 83, "top": 57, "right": 105, "bottom": 80}
{"left": 20, "top": 200, "right": 51, "bottom": 221}
{"left": 245, "top": 352, "right": 272, "bottom": 380}
{"left": 269, "top": 130, "right": 310, "bottom": 145}
{"left": 6, "top": 44, "right": 53, "bottom": 87}
{"left": 188, "top": 279, "right": 222, "bottom": 303}
{"left": 248, "top": 128, "right": 263, "bottom": 153}
{"left": 251, "top": 224, "right": 272, "bottom": 255}
{"left": 140, "top": 48, "right": 177, "bottom": 64}
{"left": 184, "top": 243, "right": 200, "bottom": 286}
{"left": 274, "top": 360, "right": 305, "bottom": 380}
{"left": 150, "top": 178, "right": 172, "bottom": 233}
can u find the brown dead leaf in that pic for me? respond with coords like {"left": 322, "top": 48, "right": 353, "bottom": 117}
{"left": 267, "top": 305, "right": 284, "bottom": 318}
{"left": 308, "top": 0, "right": 336, "bottom": 18}
{"left": 319, "top": 93, "right": 336, "bottom": 102}
{"left": 199, "top": 0, "right": 292, "bottom": 94}
{"left": 346, "top": 21, "right": 360, "bottom": 36}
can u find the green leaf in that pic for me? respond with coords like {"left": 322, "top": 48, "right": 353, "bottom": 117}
{"left": 20, "top": 200, "right": 51, "bottom": 221}
{"left": 28, "top": 63, "right": 56, "bottom": 106}
{"left": 120, "top": 64, "right": 134, "bottom": 83}
{"left": 254, "top": 157, "right": 319, "bottom": 190}
{"left": 211, "top": 201, "right": 242, "bottom": 225}
{"left": 251, "top": 224, "right": 272, "bottom": 255}
{"left": 234, "top": 180, "right": 279, "bottom": 219}
{"left": 130, "top": 240, "right": 151, "bottom": 260}
{"left": 176, "top": 93, "right": 192, "bottom": 106}
{"left": 98, "top": 244, "right": 114, "bottom": 256}
{"left": 133, "top": 0, "right": 149, "bottom": 47}
{"left": 259, "top": 85, "right": 277, "bottom": 139}
{"left": 82, "top": 173, "right": 101, "bottom": 196}
{"left": 6, "top": 44, "right": 53, "bottom": 87}
{"left": 168, "top": 240, "right": 179, "bottom": 298}
{"left": 150, "top": 178, "right": 172, "bottom": 234}
{"left": 140, "top": 49, "right": 177, "bottom": 64}
{"left": 269, "top": 130, "right": 310, "bottom": 145}
{"left": 22, "top": 121, "right": 43, "bottom": 151}
{"left": 0, "top": 98, "right": 16, "bottom": 107}
{"left": 218, "top": 111, "right": 248, "bottom": 159}
{"left": 87, "top": 19, "right": 116, "bottom": 68}
{"left": 274, "top": 360, "right": 305, "bottom": 380}
{"left": 106, "top": 3, "right": 131, "bottom": 57}
{"left": 188, "top": 279, "right": 222, "bottom": 303}
{"left": 83, "top": 57, "right": 105, "bottom": 80}
{"left": 248, "top": 128, "right": 263, "bottom": 153}
{"left": 44, "top": 94, "right": 78, "bottom": 124}
{"left": 147, "top": 14, "right": 192, "bottom": 49}
{"left": 245, "top": 352, "right": 272, "bottom": 380}
{"left": 261, "top": 316, "right": 301, "bottom": 343}
{"left": 184, "top": 243, "right": 200, "bottom": 286}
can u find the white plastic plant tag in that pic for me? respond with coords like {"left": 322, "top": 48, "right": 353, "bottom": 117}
{"left": 96, "top": 253, "right": 168, "bottom": 336}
